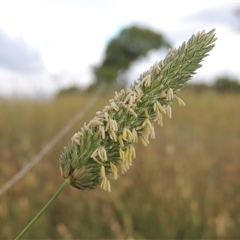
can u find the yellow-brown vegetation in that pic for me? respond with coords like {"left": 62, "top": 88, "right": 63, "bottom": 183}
{"left": 0, "top": 88, "right": 239, "bottom": 239}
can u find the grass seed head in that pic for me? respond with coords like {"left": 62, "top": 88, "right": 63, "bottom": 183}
{"left": 59, "top": 29, "right": 217, "bottom": 191}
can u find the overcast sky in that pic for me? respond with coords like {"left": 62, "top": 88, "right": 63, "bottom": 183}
{"left": 0, "top": 1, "right": 239, "bottom": 98}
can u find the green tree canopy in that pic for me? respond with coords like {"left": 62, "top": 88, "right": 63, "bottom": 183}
{"left": 93, "top": 25, "right": 171, "bottom": 86}
{"left": 213, "top": 76, "right": 240, "bottom": 93}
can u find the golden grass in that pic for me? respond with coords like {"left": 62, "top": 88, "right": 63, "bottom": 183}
{"left": 0, "top": 89, "right": 240, "bottom": 239}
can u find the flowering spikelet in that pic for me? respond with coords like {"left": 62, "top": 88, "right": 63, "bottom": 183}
{"left": 59, "top": 29, "right": 217, "bottom": 191}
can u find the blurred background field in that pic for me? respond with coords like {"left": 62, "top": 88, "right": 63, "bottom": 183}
{"left": 0, "top": 87, "right": 240, "bottom": 239}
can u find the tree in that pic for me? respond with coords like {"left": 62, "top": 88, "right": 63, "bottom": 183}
{"left": 213, "top": 76, "right": 240, "bottom": 93}
{"left": 93, "top": 25, "right": 171, "bottom": 87}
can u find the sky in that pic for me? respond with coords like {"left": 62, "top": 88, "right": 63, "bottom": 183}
{"left": 0, "top": 0, "right": 239, "bottom": 98}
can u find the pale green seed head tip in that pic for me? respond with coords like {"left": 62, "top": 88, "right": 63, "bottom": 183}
{"left": 59, "top": 29, "right": 216, "bottom": 191}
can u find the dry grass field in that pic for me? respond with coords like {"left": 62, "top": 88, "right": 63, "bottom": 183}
{"left": 0, "top": 87, "right": 240, "bottom": 239}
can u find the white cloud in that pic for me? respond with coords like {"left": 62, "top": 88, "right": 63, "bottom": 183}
{"left": 0, "top": 1, "right": 239, "bottom": 97}
{"left": 0, "top": 28, "right": 45, "bottom": 73}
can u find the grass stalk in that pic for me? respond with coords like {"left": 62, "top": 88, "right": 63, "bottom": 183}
{"left": 15, "top": 177, "right": 71, "bottom": 240}
{"left": 14, "top": 29, "right": 216, "bottom": 239}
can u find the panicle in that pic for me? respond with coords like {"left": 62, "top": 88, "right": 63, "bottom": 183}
{"left": 59, "top": 29, "right": 217, "bottom": 191}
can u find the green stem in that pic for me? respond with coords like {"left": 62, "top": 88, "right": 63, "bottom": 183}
{"left": 15, "top": 177, "right": 71, "bottom": 240}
